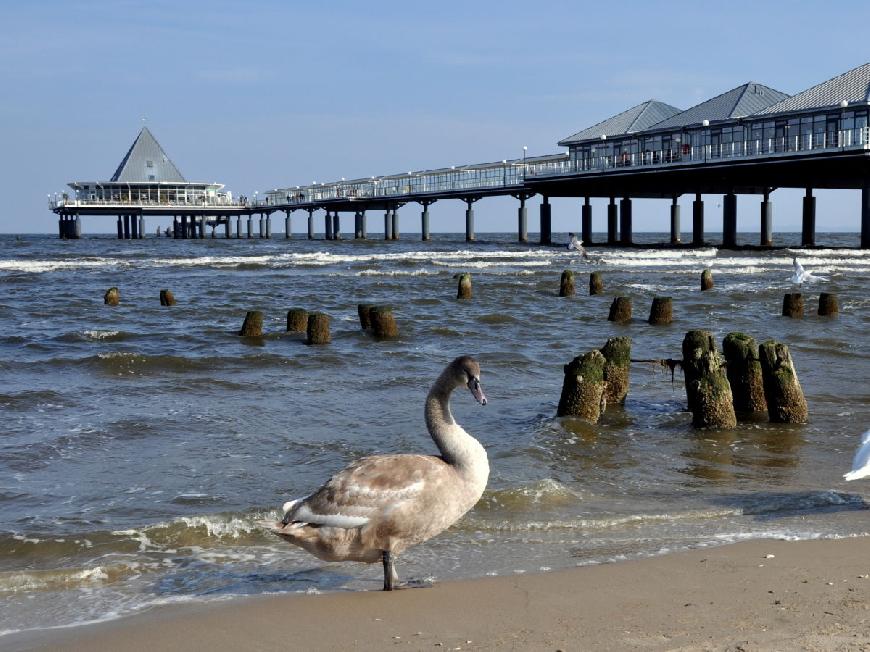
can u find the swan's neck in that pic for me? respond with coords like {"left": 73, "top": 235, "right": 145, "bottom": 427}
{"left": 425, "top": 383, "right": 487, "bottom": 475}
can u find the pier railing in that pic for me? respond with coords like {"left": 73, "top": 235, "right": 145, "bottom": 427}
{"left": 257, "top": 126, "right": 869, "bottom": 209}
{"left": 49, "top": 196, "right": 248, "bottom": 210}
{"left": 527, "top": 126, "right": 870, "bottom": 178}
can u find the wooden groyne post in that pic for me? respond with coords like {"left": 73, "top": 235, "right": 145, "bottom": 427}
{"left": 722, "top": 332, "right": 767, "bottom": 415}
{"left": 557, "top": 350, "right": 607, "bottom": 422}
{"left": 681, "top": 330, "right": 737, "bottom": 429}
{"left": 600, "top": 336, "right": 631, "bottom": 406}
{"left": 759, "top": 340, "right": 808, "bottom": 423}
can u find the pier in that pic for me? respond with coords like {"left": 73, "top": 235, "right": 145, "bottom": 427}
{"left": 50, "top": 63, "right": 870, "bottom": 247}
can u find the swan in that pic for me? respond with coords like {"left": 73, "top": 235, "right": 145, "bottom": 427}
{"left": 265, "top": 356, "right": 489, "bottom": 590}
{"left": 790, "top": 257, "right": 828, "bottom": 286}
{"left": 844, "top": 429, "right": 870, "bottom": 481}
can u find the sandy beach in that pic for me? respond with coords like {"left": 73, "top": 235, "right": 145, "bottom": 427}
{"left": 9, "top": 536, "right": 870, "bottom": 652}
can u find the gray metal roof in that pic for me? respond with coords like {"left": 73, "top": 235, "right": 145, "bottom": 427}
{"left": 110, "top": 127, "right": 186, "bottom": 182}
{"left": 558, "top": 100, "right": 682, "bottom": 146}
{"left": 755, "top": 63, "right": 870, "bottom": 116}
{"left": 649, "top": 83, "right": 789, "bottom": 130}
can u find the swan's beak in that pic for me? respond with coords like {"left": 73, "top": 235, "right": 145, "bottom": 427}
{"left": 468, "top": 377, "right": 487, "bottom": 405}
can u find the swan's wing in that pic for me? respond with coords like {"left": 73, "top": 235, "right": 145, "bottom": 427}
{"left": 845, "top": 439, "right": 870, "bottom": 480}
{"left": 288, "top": 454, "right": 442, "bottom": 528}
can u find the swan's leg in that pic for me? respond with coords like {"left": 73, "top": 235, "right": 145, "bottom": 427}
{"left": 382, "top": 550, "right": 396, "bottom": 591}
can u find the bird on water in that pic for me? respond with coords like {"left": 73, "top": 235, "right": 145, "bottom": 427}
{"left": 844, "top": 429, "right": 870, "bottom": 481}
{"left": 790, "top": 256, "right": 828, "bottom": 286}
{"left": 266, "top": 356, "right": 489, "bottom": 590}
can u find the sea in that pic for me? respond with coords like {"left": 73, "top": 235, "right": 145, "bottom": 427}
{"left": 1, "top": 231, "right": 868, "bottom": 639}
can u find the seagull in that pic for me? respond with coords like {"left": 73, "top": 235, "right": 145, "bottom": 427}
{"left": 790, "top": 257, "right": 828, "bottom": 286}
{"left": 844, "top": 429, "right": 870, "bottom": 481}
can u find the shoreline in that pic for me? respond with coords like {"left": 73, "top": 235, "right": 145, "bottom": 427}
{"left": 9, "top": 536, "right": 870, "bottom": 651}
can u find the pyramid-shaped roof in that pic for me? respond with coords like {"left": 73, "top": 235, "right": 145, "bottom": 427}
{"left": 558, "top": 100, "right": 683, "bottom": 146}
{"left": 755, "top": 63, "right": 870, "bottom": 116}
{"left": 110, "top": 127, "right": 186, "bottom": 183}
{"left": 648, "top": 82, "right": 789, "bottom": 131}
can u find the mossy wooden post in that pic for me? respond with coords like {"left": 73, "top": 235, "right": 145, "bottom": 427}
{"left": 457, "top": 273, "right": 472, "bottom": 300}
{"left": 722, "top": 332, "right": 767, "bottom": 415}
{"left": 607, "top": 296, "right": 632, "bottom": 323}
{"left": 104, "top": 287, "right": 120, "bottom": 306}
{"left": 370, "top": 306, "right": 398, "bottom": 339}
{"left": 782, "top": 293, "right": 804, "bottom": 319}
{"left": 759, "top": 340, "right": 808, "bottom": 424}
{"left": 818, "top": 293, "right": 839, "bottom": 317}
{"left": 159, "top": 289, "right": 176, "bottom": 306}
{"left": 357, "top": 303, "right": 375, "bottom": 330}
{"left": 557, "top": 350, "right": 607, "bottom": 422}
{"left": 589, "top": 272, "right": 604, "bottom": 295}
{"left": 239, "top": 311, "right": 263, "bottom": 337}
{"left": 306, "top": 312, "right": 331, "bottom": 345}
{"left": 648, "top": 297, "right": 672, "bottom": 325}
{"left": 286, "top": 308, "right": 308, "bottom": 333}
{"left": 681, "top": 329, "right": 737, "bottom": 429}
{"left": 701, "top": 269, "right": 714, "bottom": 291}
{"left": 600, "top": 336, "right": 631, "bottom": 406}
{"left": 559, "top": 270, "right": 575, "bottom": 297}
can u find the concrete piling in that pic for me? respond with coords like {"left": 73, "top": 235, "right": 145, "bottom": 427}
{"left": 607, "top": 297, "right": 632, "bottom": 323}
{"left": 701, "top": 269, "right": 714, "bottom": 291}
{"left": 457, "top": 273, "right": 472, "bottom": 300}
{"left": 782, "top": 293, "right": 804, "bottom": 319}
{"left": 159, "top": 289, "right": 176, "bottom": 307}
{"left": 357, "top": 303, "right": 375, "bottom": 330}
{"left": 682, "top": 330, "right": 737, "bottom": 429}
{"left": 239, "top": 311, "right": 263, "bottom": 337}
{"left": 818, "top": 292, "right": 839, "bottom": 317}
{"left": 559, "top": 270, "right": 575, "bottom": 297}
{"left": 759, "top": 340, "right": 808, "bottom": 424}
{"left": 648, "top": 297, "right": 673, "bottom": 325}
{"left": 600, "top": 336, "right": 631, "bottom": 406}
{"left": 589, "top": 272, "right": 604, "bottom": 295}
{"left": 722, "top": 332, "right": 767, "bottom": 415}
{"left": 557, "top": 350, "right": 607, "bottom": 422}
{"left": 104, "top": 287, "right": 120, "bottom": 306}
{"left": 370, "top": 306, "right": 399, "bottom": 339}
{"left": 306, "top": 312, "right": 331, "bottom": 345}
{"left": 286, "top": 308, "right": 308, "bottom": 333}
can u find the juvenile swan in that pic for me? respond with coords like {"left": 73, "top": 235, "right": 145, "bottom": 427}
{"left": 268, "top": 356, "right": 489, "bottom": 590}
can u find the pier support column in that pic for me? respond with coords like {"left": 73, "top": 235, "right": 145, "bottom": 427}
{"left": 172, "top": 216, "right": 178, "bottom": 239}
{"left": 539, "top": 196, "right": 552, "bottom": 245}
{"left": 58, "top": 215, "right": 64, "bottom": 239}
{"left": 360, "top": 210, "right": 367, "bottom": 239}
{"left": 692, "top": 193, "right": 704, "bottom": 246}
{"left": 285, "top": 211, "right": 292, "bottom": 239}
{"left": 581, "top": 196, "right": 592, "bottom": 245}
{"left": 138, "top": 216, "right": 145, "bottom": 239}
{"left": 307, "top": 209, "right": 314, "bottom": 239}
{"left": 131, "top": 214, "right": 139, "bottom": 239}
{"left": 333, "top": 212, "right": 341, "bottom": 240}
{"left": 801, "top": 189, "right": 816, "bottom": 246}
{"left": 518, "top": 196, "right": 528, "bottom": 243}
{"left": 619, "top": 197, "right": 633, "bottom": 245}
{"left": 465, "top": 198, "right": 477, "bottom": 242}
{"left": 760, "top": 189, "right": 772, "bottom": 246}
{"left": 862, "top": 180, "right": 870, "bottom": 248}
{"left": 354, "top": 211, "right": 361, "bottom": 239}
{"left": 607, "top": 197, "right": 618, "bottom": 244}
{"left": 199, "top": 216, "right": 206, "bottom": 239}
{"left": 723, "top": 192, "right": 737, "bottom": 248}
{"left": 670, "top": 196, "right": 681, "bottom": 244}
{"left": 258, "top": 214, "right": 265, "bottom": 239}
{"left": 74, "top": 216, "right": 81, "bottom": 239}
{"left": 247, "top": 214, "right": 253, "bottom": 239}
{"left": 384, "top": 209, "right": 393, "bottom": 240}
{"left": 123, "top": 214, "right": 131, "bottom": 239}
{"left": 391, "top": 208, "right": 399, "bottom": 240}
{"left": 265, "top": 214, "right": 272, "bottom": 239}
{"left": 325, "top": 211, "right": 334, "bottom": 240}
{"left": 117, "top": 216, "right": 123, "bottom": 239}
{"left": 421, "top": 201, "right": 432, "bottom": 241}
{"left": 225, "top": 216, "right": 232, "bottom": 239}
{"left": 235, "top": 216, "right": 241, "bottom": 239}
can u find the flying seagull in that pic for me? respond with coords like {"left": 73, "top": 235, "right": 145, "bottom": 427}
{"left": 790, "top": 257, "right": 827, "bottom": 286}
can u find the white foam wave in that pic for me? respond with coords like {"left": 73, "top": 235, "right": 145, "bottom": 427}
{"left": 83, "top": 330, "right": 120, "bottom": 340}
{"left": 0, "top": 259, "right": 124, "bottom": 273}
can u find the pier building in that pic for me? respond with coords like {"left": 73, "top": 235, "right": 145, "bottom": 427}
{"left": 51, "top": 63, "right": 870, "bottom": 247}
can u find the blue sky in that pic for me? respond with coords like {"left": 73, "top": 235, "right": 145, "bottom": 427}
{"left": 2, "top": 0, "right": 868, "bottom": 234}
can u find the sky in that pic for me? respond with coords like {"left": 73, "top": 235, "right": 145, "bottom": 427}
{"left": 1, "top": 0, "right": 869, "bottom": 235}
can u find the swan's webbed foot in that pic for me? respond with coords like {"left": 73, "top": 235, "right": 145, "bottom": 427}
{"left": 382, "top": 550, "right": 398, "bottom": 591}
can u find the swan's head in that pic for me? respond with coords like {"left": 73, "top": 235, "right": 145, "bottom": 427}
{"left": 448, "top": 356, "right": 487, "bottom": 406}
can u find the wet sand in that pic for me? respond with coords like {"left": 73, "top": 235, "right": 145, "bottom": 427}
{"left": 11, "top": 536, "right": 870, "bottom": 651}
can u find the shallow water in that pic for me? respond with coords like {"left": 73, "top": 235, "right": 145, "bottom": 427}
{"left": 1, "top": 231, "right": 868, "bottom": 636}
